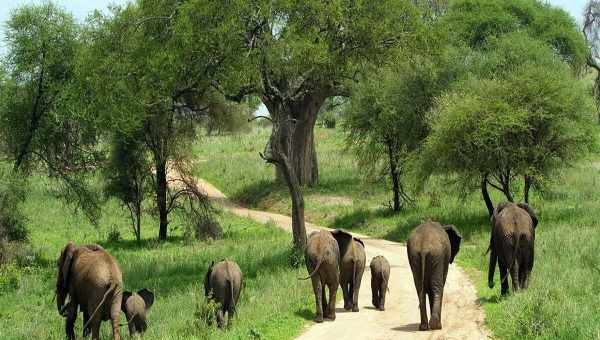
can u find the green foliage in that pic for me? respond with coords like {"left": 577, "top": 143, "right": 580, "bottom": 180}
{"left": 0, "top": 165, "right": 27, "bottom": 242}
{"left": 418, "top": 34, "right": 596, "bottom": 197}
{"left": 441, "top": 0, "right": 588, "bottom": 72}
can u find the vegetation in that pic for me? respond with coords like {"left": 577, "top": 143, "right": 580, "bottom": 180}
{"left": 0, "top": 175, "right": 312, "bottom": 340}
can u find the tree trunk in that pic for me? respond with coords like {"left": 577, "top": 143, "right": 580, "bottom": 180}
{"left": 278, "top": 158, "right": 307, "bottom": 249}
{"left": 156, "top": 161, "right": 168, "bottom": 241}
{"left": 387, "top": 142, "right": 400, "bottom": 212}
{"left": 524, "top": 175, "right": 532, "bottom": 204}
{"left": 481, "top": 174, "right": 494, "bottom": 217}
{"left": 271, "top": 94, "right": 325, "bottom": 187}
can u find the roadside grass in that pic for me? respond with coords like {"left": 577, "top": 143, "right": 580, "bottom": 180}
{"left": 195, "top": 127, "right": 600, "bottom": 339}
{"left": 0, "top": 175, "right": 312, "bottom": 340}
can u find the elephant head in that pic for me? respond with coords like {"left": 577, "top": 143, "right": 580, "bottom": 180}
{"left": 442, "top": 225, "right": 462, "bottom": 263}
{"left": 56, "top": 242, "right": 76, "bottom": 314}
{"left": 517, "top": 203, "right": 538, "bottom": 228}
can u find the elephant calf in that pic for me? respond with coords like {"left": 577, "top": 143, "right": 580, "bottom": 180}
{"left": 407, "top": 221, "right": 462, "bottom": 331}
{"left": 204, "top": 260, "right": 243, "bottom": 328}
{"left": 302, "top": 230, "right": 340, "bottom": 323}
{"left": 489, "top": 202, "right": 538, "bottom": 295}
{"left": 121, "top": 288, "right": 154, "bottom": 336}
{"left": 370, "top": 255, "right": 390, "bottom": 311}
{"left": 332, "top": 229, "right": 366, "bottom": 312}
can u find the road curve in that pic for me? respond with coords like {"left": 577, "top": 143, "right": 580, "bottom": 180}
{"left": 196, "top": 178, "right": 489, "bottom": 340}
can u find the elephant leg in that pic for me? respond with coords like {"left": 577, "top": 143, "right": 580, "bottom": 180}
{"left": 341, "top": 281, "right": 351, "bottom": 310}
{"left": 311, "top": 276, "right": 324, "bottom": 323}
{"left": 498, "top": 259, "right": 510, "bottom": 296}
{"left": 82, "top": 309, "right": 91, "bottom": 338}
{"left": 429, "top": 290, "right": 443, "bottom": 330}
{"left": 520, "top": 244, "right": 534, "bottom": 290}
{"left": 379, "top": 280, "right": 387, "bottom": 311}
{"left": 371, "top": 275, "right": 380, "bottom": 309}
{"left": 110, "top": 292, "right": 122, "bottom": 340}
{"left": 510, "top": 257, "right": 520, "bottom": 292}
{"left": 321, "top": 283, "right": 328, "bottom": 316}
{"left": 327, "top": 274, "right": 338, "bottom": 320}
{"left": 352, "top": 267, "right": 363, "bottom": 312}
{"left": 90, "top": 318, "right": 101, "bottom": 340}
{"left": 65, "top": 302, "right": 77, "bottom": 340}
{"left": 409, "top": 256, "right": 429, "bottom": 331}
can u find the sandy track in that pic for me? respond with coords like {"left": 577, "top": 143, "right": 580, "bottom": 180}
{"left": 195, "top": 179, "right": 489, "bottom": 340}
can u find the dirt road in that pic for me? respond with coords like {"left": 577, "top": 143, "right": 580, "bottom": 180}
{"left": 196, "top": 178, "right": 489, "bottom": 340}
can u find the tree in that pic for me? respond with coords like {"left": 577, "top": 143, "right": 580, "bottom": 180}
{"left": 210, "top": 0, "right": 420, "bottom": 249}
{"left": 0, "top": 3, "right": 102, "bottom": 223}
{"left": 344, "top": 47, "right": 466, "bottom": 212}
{"left": 584, "top": 1, "right": 600, "bottom": 121}
{"left": 81, "top": 0, "right": 235, "bottom": 240}
{"left": 418, "top": 34, "right": 596, "bottom": 216}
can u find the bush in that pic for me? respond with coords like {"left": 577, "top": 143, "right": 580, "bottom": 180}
{"left": 194, "top": 292, "right": 221, "bottom": 336}
{"left": 106, "top": 225, "right": 121, "bottom": 243}
{"left": 0, "top": 166, "right": 28, "bottom": 243}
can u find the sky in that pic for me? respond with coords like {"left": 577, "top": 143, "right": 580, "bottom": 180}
{"left": 0, "top": 0, "right": 590, "bottom": 116}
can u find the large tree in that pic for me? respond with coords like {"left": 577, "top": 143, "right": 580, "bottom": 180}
{"left": 80, "top": 0, "right": 239, "bottom": 240}
{"left": 418, "top": 34, "right": 596, "bottom": 216}
{"left": 584, "top": 1, "right": 600, "bottom": 121}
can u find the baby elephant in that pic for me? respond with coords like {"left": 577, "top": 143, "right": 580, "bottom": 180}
{"left": 121, "top": 288, "right": 154, "bottom": 336}
{"left": 407, "top": 221, "right": 462, "bottom": 331}
{"left": 370, "top": 255, "right": 390, "bottom": 311}
{"left": 204, "top": 260, "right": 243, "bottom": 328}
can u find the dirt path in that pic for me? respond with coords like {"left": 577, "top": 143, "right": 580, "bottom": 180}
{"left": 196, "top": 179, "right": 489, "bottom": 340}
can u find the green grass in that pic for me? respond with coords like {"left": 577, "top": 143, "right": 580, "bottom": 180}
{"left": 0, "top": 176, "right": 312, "bottom": 340}
{"left": 195, "top": 127, "right": 600, "bottom": 339}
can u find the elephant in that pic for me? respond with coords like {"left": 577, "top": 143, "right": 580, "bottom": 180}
{"left": 488, "top": 202, "right": 538, "bottom": 296}
{"left": 301, "top": 230, "right": 340, "bottom": 323}
{"left": 331, "top": 229, "right": 365, "bottom": 312}
{"left": 204, "top": 260, "right": 243, "bottom": 328}
{"left": 370, "top": 255, "right": 390, "bottom": 311}
{"left": 56, "top": 242, "right": 123, "bottom": 340}
{"left": 407, "top": 221, "right": 462, "bottom": 331}
{"left": 121, "top": 288, "right": 154, "bottom": 336}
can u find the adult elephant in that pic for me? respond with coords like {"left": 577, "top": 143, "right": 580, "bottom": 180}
{"left": 302, "top": 230, "right": 340, "bottom": 323}
{"left": 56, "top": 242, "right": 123, "bottom": 340}
{"left": 407, "top": 221, "right": 461, "bottom": 331}
{"left": 488, "top": 202, "right": 538, "bottom": 296}
{"left": 204, "top": 260, "right": 243, "bottom": 328}
{"left": 331, "top": 229, "right": 365, "bottom": 312}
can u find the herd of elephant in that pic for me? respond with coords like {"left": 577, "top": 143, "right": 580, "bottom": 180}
{"left": 53, "top": 201, "right": 537, "bottom": 339}
{"left": 302, "top": 201, "right": 538, "bottom": 332}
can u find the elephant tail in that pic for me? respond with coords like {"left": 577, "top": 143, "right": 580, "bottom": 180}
{"left": 227, "top": 278, "right": 235, "bottom": 314}
{"left": 501, "top": 234, "right": 522, "bottom": 285}
{"left": 83, "top": 283, "right": 120, "bottom": 331}
{"left": 298, "top": 258, "right": 323, "bottom": 280}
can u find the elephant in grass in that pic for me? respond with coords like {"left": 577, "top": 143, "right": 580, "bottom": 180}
{"left": 488, "top": 202, "right": 538, "bottom": 296}
{"left": 331, "top": 229, "right": 366, "bottom": 312}
{"left": 301, "top": 230, "right": 340, "bottom": 323}
{"left": 121, "top": 288, "right": 154, "bottom": 336}
{"left": 204, "top": 260, "right": 243, "bottom": 328}
{"left": 370, "top": 255, "right": 390, "bottom": 311}
{"left": 407, "top": 221, "right": 462, "bottom": 331}
{"left": 56, "top": 242, "right": 123, "bottom": 340}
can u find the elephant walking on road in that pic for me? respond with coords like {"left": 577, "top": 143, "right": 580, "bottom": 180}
{"left": 370, "top": 255, "right": 390, "bottom": 311}
{"left": 331, "top": 229, "right": 365, "bottom": 312}
{"left": 407, "top": 221, "right": 462, "bottom": 331}
{"left": 55, "top": 242, "right": 123, "bottom": 340}
{"left": 302, "top": 230, "right": 340, "bottom": 323}
{"left": 488, "top": 202, "right": 538, "bottom": 295}
{"left": 204, "top": 260, "right": 243, "bottom": 328}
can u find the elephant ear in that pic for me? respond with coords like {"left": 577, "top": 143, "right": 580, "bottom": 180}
{"left": 491, "top": 202, "right": 511, "bottom": 226}
{"left": 353, "top": 237, "right": 365, "bottom": 248}
{"left": 121, "top": 291, "right": 132, "bottom": 312}
{"left": 204, "top": 261, "right": 214, "bottom": 297}
{"left": 443, "top": 225, "right": 462, "bottom": 264}
{"left": 59, "top": 242, "right": 76, "bottom": 290}
{"left": 331, "top": 229, "right": 353, "bottom": 255}
{"left": 517, "top": 203, "right": 538, "bottom": 229}
{"left": 137, "top": 288, "right": 154, "bottom": 309}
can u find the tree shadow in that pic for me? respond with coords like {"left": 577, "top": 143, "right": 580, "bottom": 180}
{"left": 391, "top": 323, "right": 421, "bottom": 332}
{"left": 231, "top": 179, "right": 283, "bottom": 206}
{"left": 294, "top": 308, "right": 314, "bottom": 321}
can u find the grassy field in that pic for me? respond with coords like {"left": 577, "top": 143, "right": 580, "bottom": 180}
{"left": 195, "top": 127, "right": 600, "bottom": 339}
{"left": 0, "top": 176, "right": 313, "bottom": 340}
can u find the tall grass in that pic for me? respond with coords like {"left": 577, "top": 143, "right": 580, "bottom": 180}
{"left": 0, "top": 175, "right": 312, "bottom": 340}
{"left": 195, "top": 127, "right": 600, "bottom": 339}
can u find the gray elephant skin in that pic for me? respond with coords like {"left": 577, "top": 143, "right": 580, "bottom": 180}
{"left": 204, "top": 260, "right": 243, "bottom": 328}
{"left": 407, "top": 221, "right": 462, "bottom": 331}
{"left": 370, "top": 255, "right": 390, "bottom": 311}
{"left": 302, "top": 230, "right": 340, "bottom": 323}
{"left": 56, "top": 242, "right": 123, "bottom": 340}
{"left": 488, "top": 202, "right": 538, "bottom": 295}
{"left": 331, "top": 229, "right": 366, "bottom": 312}
{"left": 121, "top": 288, "right": 154, "bottom": 336}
